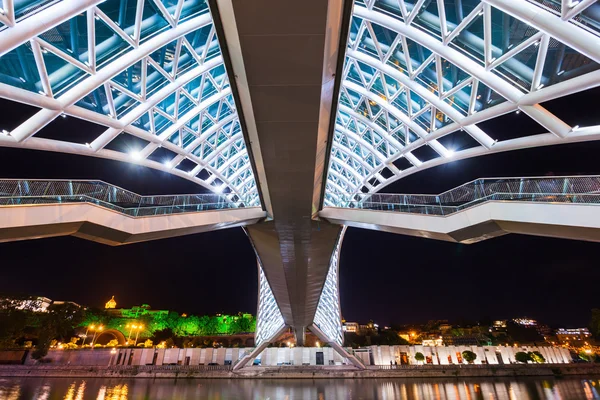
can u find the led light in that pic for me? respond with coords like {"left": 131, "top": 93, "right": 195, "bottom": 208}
{"left": 446, "top": 149, "right": 455, "bottom": 158}
{"left": 131, "top": 151, "right": 141, "bottom": 160}
{"left": 214, "top": 185, "right": 225, "bottom": 193}
{"left": 164, "top": 161, "right": 172, "bottom": 168}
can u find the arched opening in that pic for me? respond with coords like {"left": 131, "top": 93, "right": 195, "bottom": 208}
{"left": 94, "top": 329, "right": 126, "bottom": 346}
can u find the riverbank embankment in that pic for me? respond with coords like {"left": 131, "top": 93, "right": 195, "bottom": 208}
{"left": 1, "top": 364, "right": 600, "bottom": 379}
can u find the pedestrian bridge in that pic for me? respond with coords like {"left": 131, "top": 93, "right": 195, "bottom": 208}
{"left": 320, "top": 176, "right": 600, "bottom": 244}
{"left": 0, "top": 180, "right": 266, "bottom": 245}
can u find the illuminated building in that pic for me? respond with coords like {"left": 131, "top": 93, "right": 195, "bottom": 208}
{"left": 105, "top": 296, "right": 117, "bottom": 309}
{"left": 513, "top": 318, "right": 538, "bottom": 327}
{"left": 556, "top": 328, "right": 592, "bottom": 344}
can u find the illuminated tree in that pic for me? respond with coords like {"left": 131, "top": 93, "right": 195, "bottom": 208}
{"left": 461, "top": 350, "right": 477, "bottom": 364}
{"left": 579, "top": 350, "right": 596, "bottom": 362}
{"left": 414, "top": 352, "right": 425, "bottom": 364}
{"left": 529, "top": 351, "right": 545, "bottom": 363}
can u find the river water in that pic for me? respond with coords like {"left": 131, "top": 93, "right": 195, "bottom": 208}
{"left": 1, "top": 377, "right": 600, "bottom": 399}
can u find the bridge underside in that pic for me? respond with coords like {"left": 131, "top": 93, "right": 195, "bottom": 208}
{"left": 0, "top": 203, "right": 265, "bottom": 245}
{"left": 320, "top": 202, "right": 600, "bottom": 244}
{"left": 221, "top": 0, "right": 347, "bottom": 347}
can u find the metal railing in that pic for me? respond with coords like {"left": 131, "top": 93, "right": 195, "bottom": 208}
{"left": 332, "top": 176, "right": 600, "bottom": 216}
{"left": 0, "top": 179, "right": 249, "bottom": 217}
{"left": 108, "top": 364, "right": 233, "bottom": 372}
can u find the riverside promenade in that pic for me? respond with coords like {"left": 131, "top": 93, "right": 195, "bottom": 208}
{"left": 1, "top": 364, "right": 600, "bottom": 379}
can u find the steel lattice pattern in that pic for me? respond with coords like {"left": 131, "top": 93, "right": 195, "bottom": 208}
{"left": 324, "top": 0, "right": 600, "bottom": 206}
{"left": 313, "top": 229, "right": 345, "bottom": 346}
{"left": 255, "top": 264, "right": 285, "bottom": 347}
{"left": 0, "top": 179, "right": 244, "bottom": 216}
{"left": 0, "top": 0, "right": 260, "bottom": 206}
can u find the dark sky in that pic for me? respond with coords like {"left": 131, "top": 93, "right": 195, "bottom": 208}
{"left": 0, "top": 86, "right": 599, "bottom": 329}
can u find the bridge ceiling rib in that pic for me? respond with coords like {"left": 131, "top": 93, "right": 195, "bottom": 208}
{"left": 0, "top": 0, "right": 260, "bottom": 207}
{"left": 324, "top": 0, "right": 600, "bottom": 207}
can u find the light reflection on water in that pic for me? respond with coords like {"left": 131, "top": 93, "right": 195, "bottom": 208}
{"left": 0, "top": 377, "right": 599, "bottom": 399}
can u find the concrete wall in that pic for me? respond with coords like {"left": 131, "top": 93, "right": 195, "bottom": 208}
{"left": 17, "top": 345, "right": 573, "bottom": 367}
{"left": 368, "top": 345, "right": 573, "bottom": 365}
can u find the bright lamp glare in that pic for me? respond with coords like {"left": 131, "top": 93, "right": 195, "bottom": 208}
{"left": 131, "top": 151, "right": 141, "bottom": 161}
{"left": 164, "top": 161, "right": 172, "bottom": 168}
{"left": 214, "top": 185, "right": 224, "bottom": 193}
{"left": 446, "top": 149, "right": 455, "bottom": 158}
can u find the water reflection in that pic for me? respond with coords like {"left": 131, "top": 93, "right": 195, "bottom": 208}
{"left": 0, "top": 377, "right": 599, "bottom": 399}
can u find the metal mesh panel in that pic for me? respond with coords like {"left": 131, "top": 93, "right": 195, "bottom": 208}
{"left": 255, "top": 264, "right": 285, "bottom": 347}
{"left": 313, "top": 230, "right": 344, "bottom": 346}
{"left": 329, "top": 176, "right": 600, "bottom": 216}
{"left": 0, "top": 179, "right": 249, "bottom": 217}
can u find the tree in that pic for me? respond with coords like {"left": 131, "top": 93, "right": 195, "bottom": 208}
{"left": 579, "top": 350, "right": 596, "bottom": 362}
{"left": 414, "top": 352, "right": 425, "bottom": 364}
{"left": 371, "top": 330, "right": 409, "bottom": 346}
{"left": 462, "top": 350, "right": 477, "bottom": 364}
{"left": 152, "top": 328, "right": 174, "bottom": 344}
{"left": 515, "top": 351, "right": 531, "bottom": 363}
{"left": 33, "top": 303, "right": 84, "bottom": 360}
{"left": 529, "top": 351, "right": 545, "bottom": 363}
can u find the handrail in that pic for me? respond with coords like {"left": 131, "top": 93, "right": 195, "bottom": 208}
{"left": 0, "top": 179, "right": 251, "bottom": 217}
{"left": 328, "top": 176, "right": 600, "bottom": 216}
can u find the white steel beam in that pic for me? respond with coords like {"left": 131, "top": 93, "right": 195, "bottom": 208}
{"left": 10, "top": 12, "right": 213, "bottom": 143}
{"left": 347, "top": 49, "right": 496, "bottom": 148}
{"left": 0, "top": 0, "right": 104, "bottom": 56}
{"left": 214, "top": 0, "right": 273, "bottom": 217}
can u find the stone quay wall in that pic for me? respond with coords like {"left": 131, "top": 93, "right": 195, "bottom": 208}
{"left": 0, "top": 364, "right": 599, "bottom": 379}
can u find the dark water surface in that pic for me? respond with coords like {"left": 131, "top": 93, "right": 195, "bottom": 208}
{"left": 1, "top": 376, "right": 600, "bottom": 399}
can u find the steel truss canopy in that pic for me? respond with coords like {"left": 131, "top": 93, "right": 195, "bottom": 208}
{"left": 324, "top": 0, "right": 600, "bottom": 207}
{"left": 0, "top": 0, "right": 260, "bottom": 207}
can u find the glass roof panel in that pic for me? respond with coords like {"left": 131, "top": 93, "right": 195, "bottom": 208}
{"left": 326, "top": 0, "right": 597, "bottom": 206}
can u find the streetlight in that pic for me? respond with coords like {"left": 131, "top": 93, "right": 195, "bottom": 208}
{"left": 134, "top": 325, "right": 144, "bottom": 346}
{"left": 81, "top": 324, "right": 95, "bottom": 348}
{"left": 127, "top": 324, "right": 137, "bottom": 344}
{"left": 90, "top": 325, "right": 104, "bottom": 351}
{"left": 108, "top": 348, "right": 117, "bottom": 366}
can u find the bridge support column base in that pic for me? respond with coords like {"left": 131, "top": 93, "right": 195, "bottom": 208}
{"left": 308, "top": 324, "right": 365, "bottom": 369}
{"left": 233, "top": 325, "right": 288, "bottom": 371}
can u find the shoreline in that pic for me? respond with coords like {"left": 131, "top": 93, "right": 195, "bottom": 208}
{"left": 1, "top": 364, "right": 600, "bottom": 379}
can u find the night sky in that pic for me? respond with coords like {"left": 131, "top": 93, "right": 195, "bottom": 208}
{"left": 0, "top": 86, "right": 598, "bottom": 329}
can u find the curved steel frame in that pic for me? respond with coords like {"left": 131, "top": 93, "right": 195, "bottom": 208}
{"left": 0, "top": 0, "right": 260, "bottom": 206}
{"left": 324, "top": 0, "right": 600, "bottom": 206}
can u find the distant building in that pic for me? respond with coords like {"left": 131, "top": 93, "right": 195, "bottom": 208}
{"left": 52, "top": 300, "right": 82, "bottom": 308}
{"left": 343, "top": 321, "right": 359, "bottom": 333}
{"left": 422, "top": 337, "right": 444, "bottom": 346}
{"left": 513, "top": 317, "right": 537, "bottom": 327}
{"left": 359, "top": 321, "right": 378, "bottom": 335}
{"left": 107, "top": 303, "right": 169, "bottom": 318}
{"left": 105, "top": 296, "right": 117, "bottom": 309}
{"left": 2, "top": 296, "right": 52, "bottom": 312}
{"left": 556, "top": 328, "right": 592, "bottom": 344}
